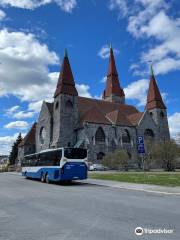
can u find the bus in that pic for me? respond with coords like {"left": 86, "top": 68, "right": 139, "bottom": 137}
{"left": 22, "top": 148, "right": 88, "bottom": 183}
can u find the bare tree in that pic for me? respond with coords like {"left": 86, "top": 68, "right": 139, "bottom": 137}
{"left": 152, "top": 140, "right": 180, "bottom": 171}
{"left": 102, "top": 149, "right": 129, "bottom": 171}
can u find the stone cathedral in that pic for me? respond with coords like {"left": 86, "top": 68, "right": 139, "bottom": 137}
{"left": 18, "top": 47, "right": 170, "bottom": 166}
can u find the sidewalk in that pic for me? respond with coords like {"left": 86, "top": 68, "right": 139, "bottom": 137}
{"left": 84, "top": 178, "right": 180, "bottom": 196}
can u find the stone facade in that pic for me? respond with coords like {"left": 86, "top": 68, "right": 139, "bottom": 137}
{"left": 19, "top": 47, "right": 170, "bottom": 166}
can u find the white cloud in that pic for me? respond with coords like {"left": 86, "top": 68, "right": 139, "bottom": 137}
{"left": 5, "top": 105, "right": 35, "bottom": 119}
{"left": 108, "top": 0, "right": 128, "bottom": 18}
{"left": 4, "top": 121, "right": 29, "bottom": 129}
{"left": 55, "top": 0, "right": 76, "bottom": 13}
{"left": 0, "top": 132, "right": 26, "bottom": 155}
{"left": 100, "top": 76, "right": 106, "bottom": 83}
{"left": 98, "top": 44, "right": 119, "bottom": 59}
{"left": 168, "top": 112, "right": 180, "bottom": 137}
{"left": 0, "top": 0, "right": 77, "bottom": 12}
{"left": 0, "top": 9, "right": 6, "bottom": 20}
{"left": 13, "top": 111, "right": 35, "bottom": 119}
{"left": 76, "top": 84, "right": 92, "bottom": 98}
{"left": 28, "top": 100, "right": 43, "bottom": 113}
{"left": 109, "top": 0, "right": 180, "bottom": 76}
{"left": 124, "top": 79, "right": 149, "bottom": 106}
{"left": 0, "top": 133, "right": 18, "bottom": 155}
{"left": 6, "top": 105, "right": 20, "bottom": 115}
{"left": 0, "top": 29, "right": 59, "bottom": 102}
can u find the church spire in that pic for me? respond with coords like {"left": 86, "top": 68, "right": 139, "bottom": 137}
{"left": 103, "top": 46, "right": 125, "bottom": 104}
{"left": 54, "top": 49, "right": 78, "bottom": 98}
{"left": 146, "top": 66, "right": 166, "bottom": 110}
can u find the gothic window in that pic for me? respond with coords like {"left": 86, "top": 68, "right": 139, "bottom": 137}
{"left": 97, "top": 152, "right": 105, "bottom": 161}
{"left": 144, "top": 129, "right": 154, "bottom": 140}
{"left": 65, "top": 100, "right": 73, "bottom": 112}
{"left": 39, "top": 127, "right": 46, "bottom": 144}
{"left": 160, "top": 111, "right": 164, "bottom": 118}
{"left": 95, "top": 127, "right": 105, "bottom": 143}
{"left": 149, "top": 112, "right": 153, "bottom": 117}
{"left": 122, "top": 129, "right": 131, "bottom": 143}
{"left": 55, "top": 101, "right": 59, "bottom": 110}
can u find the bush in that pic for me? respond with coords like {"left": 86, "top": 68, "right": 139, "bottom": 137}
{"left": 102, "top": 149, "right": 129, "bottom": 170}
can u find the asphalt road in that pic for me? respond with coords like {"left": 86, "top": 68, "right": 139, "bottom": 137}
{"left": 0, "top": 173, "right": 179, "bottom": 240}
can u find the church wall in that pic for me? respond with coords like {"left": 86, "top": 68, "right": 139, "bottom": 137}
{"left": 52, "top": 94, "right": 78, "bottom": 148}
{"left": 76, "top": 123, "right": 137, "bottom": 164}
{"left": 36, "top": 103, "right": 52, "bottom": 153}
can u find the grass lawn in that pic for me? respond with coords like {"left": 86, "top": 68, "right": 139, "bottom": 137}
{"left": 89, "top": 172, "right": 180, "bottom": 187}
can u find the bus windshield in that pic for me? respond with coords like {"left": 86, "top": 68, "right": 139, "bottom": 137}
{"left": 64, "top": 148, "right": 87, "bottom": 159}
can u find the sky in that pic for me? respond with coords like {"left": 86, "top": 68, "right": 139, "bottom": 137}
{"left": 0, "top": 0, "right": 180, "bottom": 154}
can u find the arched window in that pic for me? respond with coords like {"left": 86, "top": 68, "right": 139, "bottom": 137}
{"left": 122, "top": 129, "right": 131, "bottom": 143}
{"left": 65, "top": 100, "right": 73, "bottom": 113}
{"left": 160, "top": 111, "right": 164, "bottom": 118}
{"left": 95, "top": 127, "right": 105, "bottom": 142}
{"left": 144, "top": 129, "right": 154, "bottom": 140}
{"left": 39, "top": 127, "right": 46, "bottom": 144}
{"left": 97, "top": 152, "right": 105, "bottom": 161}
{"left": 55, "top": 101, "right": 59, "bottom": 110}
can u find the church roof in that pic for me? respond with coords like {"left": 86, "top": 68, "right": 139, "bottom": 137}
{"left": 78, "top": 96, "right": 140, "bottom": 126}
{"left": 106, "top": 110, "right": 132, "bottom": 126}
{"left": 54, "top": 50, "right": 78, "bottom": 97}
{"left": 103, "top": 47, "right": 125, "bottom": 98}
{"left": 127, "top": 112, "right": 143, "bottom": 125}
{"left": 146, "top": 66, "right": 166, "bottom": 110}
{"left": 80, "top": 106, "right": 111, "bottom": 125}
{"left": 19, "top": 122, "right": 36, "bottom": 147}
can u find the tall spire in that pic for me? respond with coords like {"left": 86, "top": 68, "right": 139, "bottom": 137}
{"left": 103, "top": 46, "right": 125, "bottom": 103}
{"left": 54, "top": 49, "right": 78, "bottom": 98}
{"left": 146, "top": 66, "right": 166, "bottom": 110}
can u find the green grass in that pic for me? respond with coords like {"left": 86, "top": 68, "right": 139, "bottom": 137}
{"left": 89, "top": 172, "right": 180, "bottom": 187}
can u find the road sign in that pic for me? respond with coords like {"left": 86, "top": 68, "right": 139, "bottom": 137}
{"left": 137, "top": 136, "right": 145, "bottom": 154}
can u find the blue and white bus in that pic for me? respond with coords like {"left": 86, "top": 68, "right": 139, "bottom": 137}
{"left": 22, "top": 148, "right": 88, "bottom": 183}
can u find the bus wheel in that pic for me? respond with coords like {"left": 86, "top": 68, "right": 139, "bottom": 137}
{"left": 45, "top": 173, "right": 50, "bottom": 184}
{"left": 41, "top": 173, "right": 45, "bottom": 183}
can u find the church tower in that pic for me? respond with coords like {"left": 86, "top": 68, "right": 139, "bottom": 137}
{"left": 103, "top": 46, "right": 125, "bottom": 104}
{"left": 146, "top": 66, "right": 170, "bottom": 140}
{"left": 52, "top": 49, "right": 78, "bottom": 148}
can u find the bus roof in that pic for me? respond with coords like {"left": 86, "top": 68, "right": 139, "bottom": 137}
{"left": 24, "top": 147, "right": 87, "bottom": 158}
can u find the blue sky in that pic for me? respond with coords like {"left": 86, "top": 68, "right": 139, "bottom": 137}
{"left": 0, "top": 0, "right": 180, "bottom": 154}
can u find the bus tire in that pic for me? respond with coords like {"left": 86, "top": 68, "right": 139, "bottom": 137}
{"left": 45, "top": 173, "right": 50, "bottom": 184}
{"left": 41, "top": 173, "right": 45, "bottom": 183}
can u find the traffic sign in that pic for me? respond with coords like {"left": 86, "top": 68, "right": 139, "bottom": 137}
{"left": 137, "top": 136, "right": 145, "bottom": 154}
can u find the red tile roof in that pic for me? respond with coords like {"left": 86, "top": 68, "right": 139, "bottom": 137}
{"left": 146, "top": 74, "right": 166, "bottom": 110}
{"left": 78, "top": 96, "right": 140, "bottom": 126}
{"left": 80, "top": 106, "right": 111, "bottom": 125}
{"left": 127, "top": 112, "right": 143, "bottom": 125}
{"left": 19, "top": 122, "right": 36, "bottom": 147}
{"left": 106, "top": 110, "right": 132, "bottom": 126}
{"left": 54, "top": 51, "right": 78, "bottom": 97}
{"left": 103, "top": 47, "right": 125, "bottom": 98}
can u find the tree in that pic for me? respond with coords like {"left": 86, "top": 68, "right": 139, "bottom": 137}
{"left": 102, "top": 149, "right": 129, "bottom": 171}
{"left": 152, "top": 140, "right": 180, "bottom": 171}
{"left": 9, "top": 133, "right": 23, "bottom": 165}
